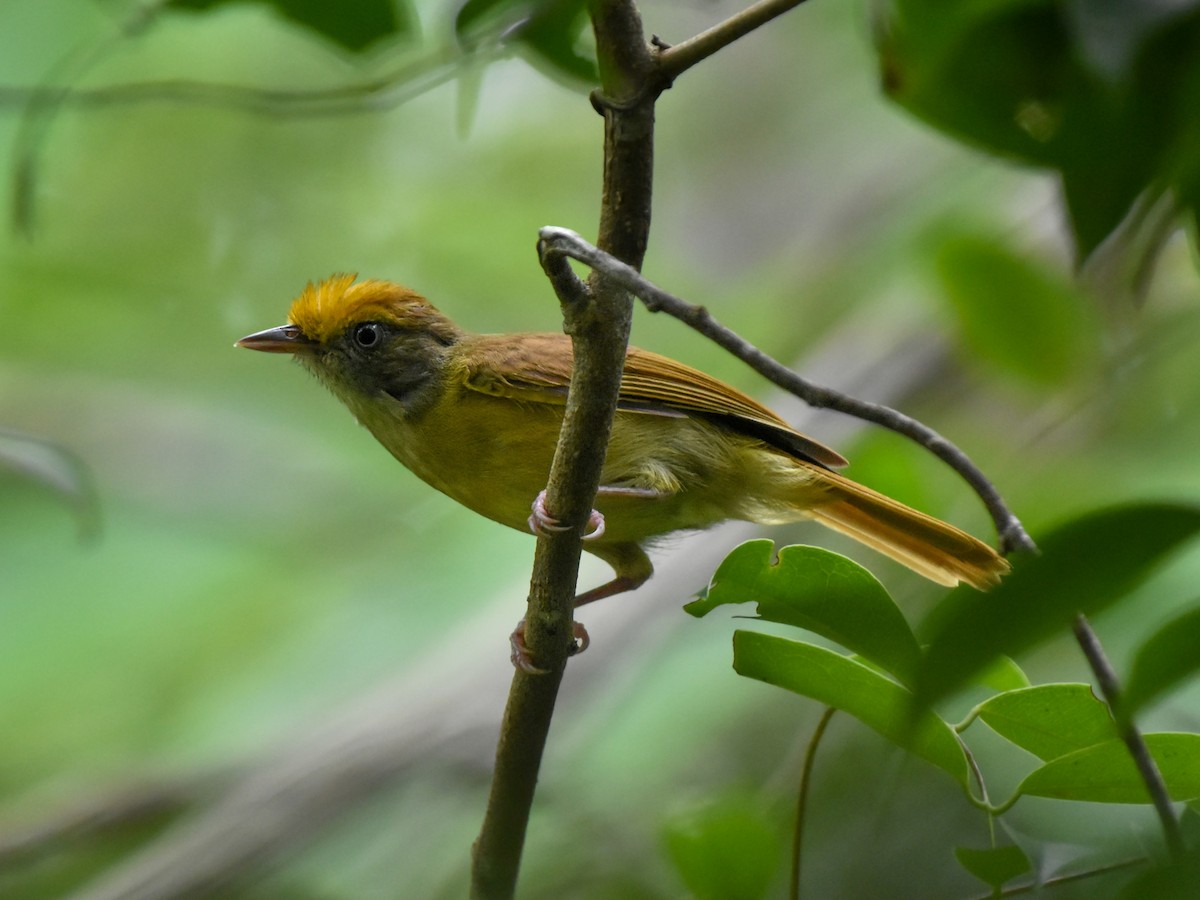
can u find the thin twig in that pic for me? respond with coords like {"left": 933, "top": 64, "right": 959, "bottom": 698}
{"left": 1071, "top": 614, "right": 1183, "bottom": 858}
{"left": 657, "top": 0, "right": 811, "bottom": 80}
{"left": 2, "top": 34, "right": 499, "bottom": 234}
{"left": 536, "top": 227, "right": 1035, "bottom": 555}
{"left": 959, "top": 736, "right": 994, "bottom": 813}
{"left": 0, "top": 48, "right": 475, "bottom": 118}
{"left": 791, "top": 707, "right": 835, "bottom": 900}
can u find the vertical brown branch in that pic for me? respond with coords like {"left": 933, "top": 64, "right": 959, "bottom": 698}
{"left": 589, "top": 0, "right": 657, "bottom": 269}
{"left": 470, "top": 2, "right": 659, "bottom": 897}
{"left": 472, "top": 0, "right": 822, "bottom": 890}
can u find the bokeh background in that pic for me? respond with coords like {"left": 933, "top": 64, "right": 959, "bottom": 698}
{"left": 3, "top": 0, "right": 1200, "bottom": 897}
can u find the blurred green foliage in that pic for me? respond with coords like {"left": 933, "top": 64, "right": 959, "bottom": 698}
{"left": 1, "top": 0, "right": 1200, "bottom": 897}
{"left": 662, "top": 795, "right": 781, "bottom": 900}
{"left": 953, "top": 843, "right": 1031, "bottom": 891}
{"left": 917, "top": 503, "right": 1200, "bottom": 709}
{"left": 880, "top": 0, "right": 1200, "bottom": 263}
{"left": 166, "top": 0, "right": 416, "bottom": 53}
{"left": 935, "top": 233, "right": 1098, "bottom": 386}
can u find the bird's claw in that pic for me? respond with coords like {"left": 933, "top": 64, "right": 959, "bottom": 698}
{"left": 528, "top": 490, "right": 605, "bottom": 541}
{"left": 510, "top": 618, "right": 591, "bottom": 674}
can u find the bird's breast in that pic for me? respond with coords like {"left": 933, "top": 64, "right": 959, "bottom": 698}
{"left": 359, "top": 386, "right": 563, "bottom": 531}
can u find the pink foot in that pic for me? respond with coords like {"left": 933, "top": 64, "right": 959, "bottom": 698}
{"left": 527, "top": 490, "right": 605, "bottom": 540}
{"left": 510, "top": 618, "right": 591, "bottom": 674}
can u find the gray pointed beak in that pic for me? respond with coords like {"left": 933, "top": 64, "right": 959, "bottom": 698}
{"left": 236, "top": 324, "right": 315, "bottom": 353}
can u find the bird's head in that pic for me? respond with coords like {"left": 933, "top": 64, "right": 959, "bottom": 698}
{"left": 237, "top": 275, "right": 463, "bottom": 420}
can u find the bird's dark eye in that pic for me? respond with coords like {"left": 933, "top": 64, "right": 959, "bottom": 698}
{"left": 352, "top": 322, "right": 383, "bottom": 349}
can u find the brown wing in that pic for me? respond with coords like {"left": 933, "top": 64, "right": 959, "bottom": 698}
{"left": 459, "top": 332, "right": 847, "bottom": 469}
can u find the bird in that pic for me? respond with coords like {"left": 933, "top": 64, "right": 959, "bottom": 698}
{"left": 238, "top": 274, "right": 1010, "bottom": 669}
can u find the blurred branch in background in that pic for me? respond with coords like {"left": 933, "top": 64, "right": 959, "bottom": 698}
{"left": 0, "top": 783, "right": 197, "bottom": 873}
{"left": 0, "top": 50, "right": 476, "bottom": 116}
{"left": 2, "top": 17, "right": 503, "bottom": 234}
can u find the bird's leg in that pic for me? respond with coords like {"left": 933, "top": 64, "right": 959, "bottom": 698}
{"left": 528, "top": 490, "right": 606, "bottom": 540}
{"left": 572, "top": 571, "right": 650, "bottom": 607}
{"left": 510, "top": 568, "right": 650, "bottom": 673}
{"left": 512, "top": 526, "right": 657, "bottom": 673}
{"left": 527, "top": 486, "right": 667, "bottom": 542}
{"left": 510, "top": 619, "right": 591, "bottom": 675}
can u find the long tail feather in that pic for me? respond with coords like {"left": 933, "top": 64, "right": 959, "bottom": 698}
{"left": 808, "top": 474, "right": 1010, "bottom": 590}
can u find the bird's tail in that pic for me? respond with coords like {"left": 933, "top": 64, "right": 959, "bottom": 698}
{"left": 807, "top": 472, "right": 1010, "bottom": 590}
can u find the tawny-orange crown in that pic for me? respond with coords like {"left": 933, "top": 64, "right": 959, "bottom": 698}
{"left": 286, "top": 275, "right": 456, "bottom": 345}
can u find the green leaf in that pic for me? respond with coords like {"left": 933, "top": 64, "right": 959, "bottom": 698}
{"left": 167, "top": 0, "right": 411, "bottom": 53}
{"left": 936, "top": 234, "right": 1095, "bottom": 386}
{"left": 456, "top": 0, "right": 597, "bottom": 84}
{"left": 1016, "top": 733, "right": 1200, "bottom": 804}
{"left": 516, "top": 0, "right": 596, "bottom": 84}
{"left": 0, "top": 429, "right": 99, "bottom": 538}
{"left": 688, "top": 541, "right": 922, "bottom": 689}
{"left": 879, "top": 0, "right": 1200, "bottom": 262}
{"left": 915, "top": 503, "right": 1200, "bottom": 712}
{"left": 733, "top": 631, "right": 968, "bottom": 787}
{"left": 879, "top": 0, "right": 1068, "bottom": 167}
{"left": 953, "top": 844, "right": 1031, "bottom": 889}
{"left": 455, "top": 63, "right": 485, "bottom": 139}
{"left": 1183, "top": 804, "right": 1200, "bottom": 843}
{"left": 1124, "top": 603, "right": 1200, "bottom": 716}
{"left": 662, "top": 796, "right": 780, "bottom": 900}
{"left": 455, "top": 0, "right": 523, "bottom": 44}
{"left": 974, "top": 684, "right": 1114, "bottom": 761}
{"left": 1065, "top": 1, "right": 1197, "bottom": 79}
{"left": 1117, "top": 848, "right": 1200, "bottom": 900}
{"left": 975, "top": 656, "right": 1031, "bottom": 694}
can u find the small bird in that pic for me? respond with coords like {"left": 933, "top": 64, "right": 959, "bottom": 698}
{"left": 238, "top": 275, "right": 1009, "bottom": 668}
